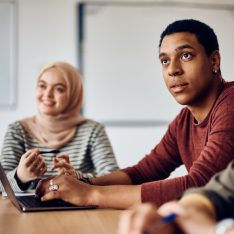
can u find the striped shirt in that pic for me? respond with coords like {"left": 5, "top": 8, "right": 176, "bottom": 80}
{"left": 0, "top": 119, "right": 119, "bottom": 192}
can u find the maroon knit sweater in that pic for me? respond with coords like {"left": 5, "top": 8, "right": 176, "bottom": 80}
{"left": 122, "top": 79, "right": 234, "bottom": 206}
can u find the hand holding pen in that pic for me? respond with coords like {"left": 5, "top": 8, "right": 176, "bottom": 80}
{"left": 118, "top": 203, "right": 182, "bottom": 234}
{"left": 16, "top": 149, "right": 60, "bottom": 184}
{"left": 17, "top": 148, "right": 47, "bottom": 183}
{"left": 143, "top": 213, "right": 181, "bottom": 234}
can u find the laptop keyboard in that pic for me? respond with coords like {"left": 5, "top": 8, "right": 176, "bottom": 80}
{"left": 17, "top": 196, "right": 76, "bottom": 208}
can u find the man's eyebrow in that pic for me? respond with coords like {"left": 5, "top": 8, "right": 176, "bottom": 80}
{"left": 176, "top": 44, "right": 194, "bottom": 51}
{"left": 158, "top": 52, "right": 166, "bottom": 59}
{"left": 159, "top": 44, "right": 194, "bottom": 59}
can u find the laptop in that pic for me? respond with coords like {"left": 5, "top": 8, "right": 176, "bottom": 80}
{"left": 0, "top": 163, "right": 96, "bottom": 212}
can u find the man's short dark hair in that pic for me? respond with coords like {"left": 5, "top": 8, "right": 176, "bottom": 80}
{"left": 159, "top": 19, "right": 219, "bottom": 56}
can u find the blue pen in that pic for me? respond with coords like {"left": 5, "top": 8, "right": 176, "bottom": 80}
{"left": 143, "top": 213, "right": 177, "bottom": 234}
{"left": 161, "top": 213, "right": 177, "bottom": 223}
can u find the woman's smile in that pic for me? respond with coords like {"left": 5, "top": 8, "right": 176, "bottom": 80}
{"left": 41, "top": 99, "right": 55, "bottom": 106}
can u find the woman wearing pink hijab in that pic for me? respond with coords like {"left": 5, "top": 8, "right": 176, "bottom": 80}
{"left": 0, "top": 62, "right": 119, "bottom": 192}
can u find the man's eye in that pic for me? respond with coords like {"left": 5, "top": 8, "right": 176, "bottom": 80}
{"left": 181, "top": 53, "right": 192, "bottom": 60}
{"left": 161, "top": 59, "right": 169, "bottom": 65}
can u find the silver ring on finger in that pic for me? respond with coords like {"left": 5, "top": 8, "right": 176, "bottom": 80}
{"left": 49, "top": 179, "right": 59, "bottom": 192}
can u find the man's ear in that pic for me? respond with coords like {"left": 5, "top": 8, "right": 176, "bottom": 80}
{"left": 210, "top": 50, "right": 221, "bottom": 73}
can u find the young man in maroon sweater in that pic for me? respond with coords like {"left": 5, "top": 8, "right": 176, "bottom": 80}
{"left": 36, "top": 19, "right": 234, "bottom": 209}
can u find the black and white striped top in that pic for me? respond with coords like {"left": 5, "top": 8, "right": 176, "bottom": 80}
{"left": 0, "top": 119, "right": 119, "bottom": 192}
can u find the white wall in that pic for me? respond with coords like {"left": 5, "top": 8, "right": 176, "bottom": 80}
{"left": 1, "top": 0, "right": 234, "bottom": 177}
{"left": 83, "top": 3, "right": 234, "bottom": 122}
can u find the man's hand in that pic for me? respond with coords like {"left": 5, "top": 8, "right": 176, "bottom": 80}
{"left": 35, "top": 174, "right": 95, "bottom": 206}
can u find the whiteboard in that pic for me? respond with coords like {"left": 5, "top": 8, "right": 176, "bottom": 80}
{"left": 80, "top": 3, "right": 234, "bottom": 123}
{"left": 0, "top": 1, "right": 16, "bottom": 108}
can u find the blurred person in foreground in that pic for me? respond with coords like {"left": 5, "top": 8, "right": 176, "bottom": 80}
{"left": 118, "top": 161, "right": 234, "bottom": 234}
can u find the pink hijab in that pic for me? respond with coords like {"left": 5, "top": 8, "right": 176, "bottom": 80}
{"left": 20, "top": 62, "right": 86, "bottom": 148}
